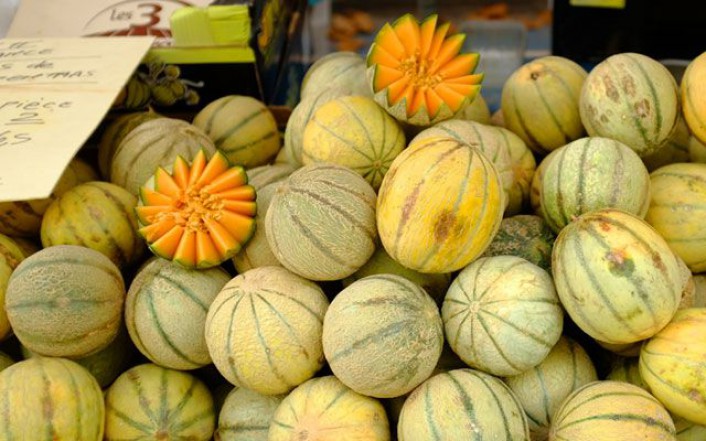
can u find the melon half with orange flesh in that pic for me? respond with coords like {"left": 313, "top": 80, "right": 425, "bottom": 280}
{"left": 367, "top": 14, "right": 483, "bottom": 126}
{"left": 136, "top": 150, "right": 256, "bottom": 269}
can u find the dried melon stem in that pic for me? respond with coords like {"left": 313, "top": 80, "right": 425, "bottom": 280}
{"left": 149, "top": 185, "right": 225, "bottom": 233}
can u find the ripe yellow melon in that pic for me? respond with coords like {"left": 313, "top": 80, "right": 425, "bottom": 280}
{"left": 0, "top": 234, "right": 25, "bottom": 341}
{"left": 215, "top": 387, "right": 283, "bottom": 441}
{"left": 682, "top": 51, "right": 706, "bottom": 144}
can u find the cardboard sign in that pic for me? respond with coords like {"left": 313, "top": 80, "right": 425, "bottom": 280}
{"left": 0, "top": 37, "right": 153, "bottom": 202}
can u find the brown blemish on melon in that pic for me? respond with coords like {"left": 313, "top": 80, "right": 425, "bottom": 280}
{"left": 599, "top": 221, "right": 611, "bottom": 232}
{"left": 689, "top": 389, "right": 704, "bottom": 403}
{"left": 634, "top": 99, "right": 651, "bottom": 118}
{"left": 652, "top": 253, "right": 666, "bottom": 272}
{"left": 603, "top": 75, "right": 620, "bottom": 103}
{"left": 606, "top": 248, "right": 635, "bottom": 277}
{"left": 434, "top": 210, "right": 456, "bottom": 241}
{"left": 399, "top": 184, "right": 421, "bottom": 228}
{"left": 622, "top": 75, "right": 637, "bottom": 97}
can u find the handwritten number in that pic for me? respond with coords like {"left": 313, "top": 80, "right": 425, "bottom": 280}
{"left": 6, "top": 112, "right": 43, "bottom": 126}
{"left": 138, "top": 3, "right": 163, "bottom": 27}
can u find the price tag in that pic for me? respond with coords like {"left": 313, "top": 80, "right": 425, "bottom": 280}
{"left": 0, "top": 37, "right": 153, "bottom": 202}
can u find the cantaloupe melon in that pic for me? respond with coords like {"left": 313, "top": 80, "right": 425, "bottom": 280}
{"left": 0, "top": 234, "right": 25, "bottom": 341}
{"left": 457, "top": 93, "right": 491, "bottom": 124}
{"left": 481, "top": 214, "right": 555, "bottom": 272}
{"left": 530, "top": 148, "right": 561, "bottom": 218}
{"left": 301, "top": 51, "right": 372, "bottom": 100}
{"left": 642, "top": 114, "right": 691, "bottom": 171}
{"left": 674, "top": 415, "right": 706, "bottom": 441}
{"left": 497, "top": 126, "right": 536, "bottom": 215}
{"left": 98, "top": 111, "right": 162, "bottom": 179}
{"left": 682, "top": 51, "right": 706, "bottom": 144}
{"left": 215, "top": 387, "right": 283, "bottom": 441}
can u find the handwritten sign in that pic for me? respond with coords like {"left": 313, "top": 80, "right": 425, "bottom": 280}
{"left": 0, "top": 37, "right": 153, "bottom": 202}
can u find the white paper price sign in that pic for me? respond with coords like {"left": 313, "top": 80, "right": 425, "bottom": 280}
{"left": 0, "top": 37, "right": 154, "bottom": 202}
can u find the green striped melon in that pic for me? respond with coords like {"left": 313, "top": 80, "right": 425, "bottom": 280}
{"left": 410, "top": 119, "right": 515, "bottom": 207}
{"left": 0, "top": 357, "right": 104, "bottom": 439}
{"left": 682, "top": 51, "right": 706, "bottom": 144}
{"left": 674, "top": 415, "right": 706, "bottom": 441}
{"left": 105, "top": 363, "right": 215, "bottom": 440}
{"left": 215, "top": 387, "right": 284, "bottom": 441}
{"left": 0, "top": 234, "right": 25, "bottom": 340}
{"left": 284, "top": 86, "right": 362, "bottom": 167}
{"left": 266, "top": 163, "right": 377, "bottom": 281}
{"left": 398, "top": 368, "right": 530, "bottom": 441}
{"left": 496, "top": 126, "right": 536, "bottom": 215}
{"left": 322, "top": 274, "right": 443, "bottom": 398}
{"left": 606, "top": 356, "right": 648, "bottom": 390}
{"left": 457, "top": 94, "right": 492, "bottom": 124}
{"left": 481, "top": 214, "right": 556, "bottom": 272}
{"left": 693, "top": 275, "right": 706, "bottom": 307}
{"left": 552, "top": 209, "right": 682, "bottom": 344}
{"left": 549, "top": 381, "right": 676, "bottom": 440}
{"left": 232, "top": 164, "right": 297, "bottom": 273}
{"left": 41, "top": 181, "right": 145, "bottom": 269}
{"left": 441, "top": 255, "right": 563, "bottom": 376}
{"left": 342, "top": 245, "right": 452, "bottom": 304}
{"left": 541, "top": 137, "right": 651, "bottom": 233}
{"left": 300, "top": 51, "right": 372, "bottom": 100}
{"left": 268, "top": 375, "right": 390, "bottom": 441}
{"left": 645, "top": 163, "right": 706, "bottom": 272}
{"left": 579, "top": 52, "right": 680, "bottom": 157}
{"left": 502, "top": 55, "right": 588, "bottom": 154}
{"left": 125, "top": 257, "right": 230, "bottom": 370}
{"left": 377, "top": 136, "right": 504, "bottom": 273}
{"left": 504, "top": 336, "right": 598, "bottom": 440}
{"left": 0, "top": 157, "right": 99, "bottom": 237}
{"left": 97, "top": 111, "right": 162, "bottom": 179}
{"left": 192, "top": 95, "right": 280, "bottom": 168}
{"left": 642, "top": 113, "right": 691, "bottom": 171}
{"left": 205, "top": 266, "right": 329, "bottom": 395}
{"left": 302, "top": 95, "right": 405, "bottom": 190}
{"left": 22, "top": 325, "right": 134, "bottom": 388}
{"left": 110, "top": 117, "right": 217, "bottom": 195}
{"left": 530, "top": 148, "right": 561, "bottom": 217}
{"left": 6, "top": 245, "right": 125, "bottom": 358}
{"left": 639, "top": 308, "right": 706, "bottom": 425}
{"left": 689, "top": 135, "right": 706, "bottom": 163}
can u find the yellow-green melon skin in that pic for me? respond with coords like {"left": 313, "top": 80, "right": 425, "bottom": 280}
{"left": 458, "top": 94, "right": 492, "bottom": 124}
{"left": 541, "top": 137, "right": 651, "bottom": 233}
{"left": 639, "top": 308, "right": 706, "bottom": 425}
{"left": 674, "top": 415, "right": 706, "bottom": 441}
{"left": 398, "top": 368, "right": 530, "bottom": 441}
{"left": 0, "top": 157, "right": 99, "bottom": 237}
{"left": 552, "top": 209, "right": 682, "bottom": 344}
{"left": 126, "top": 257, "right": 230, "bottom": 370}
{"left": 377, "top": 136, "right": 504, "bottom": 273}
{"left": 322, "top": 274, "right": 444, "bottom": 398}
{"left": 693, "top": 275, "right": 706, "bottom": 307}
{"left": 442, "top": 255, "right": 563, "bottom": 376}
{"left": 105, "top": 363, "right": 215, "bottom": 440}
{"left": 410, "top": 119, "right": 515, "bottom": 207}
{"left": 266, "top": 164, "right": 377, "bottom": 281}
{"left": 301, "top": 52, "right": 372, "bottom": 100}
{"left": 110, "top": 117, "right": 217, "bottom": 195}
{"left": 504, "top": 336, "right": 598, "bottom": 440}
{"left": 97, "top": 111, "right": 163, "bottom": 179}
{"left": 642, "top": 113, "right": 692, "bottom": 171}
{"left": 0, "top": 352, "right": 13, "bottom": 372}
{"left": 268, "top": 375, "right": 390, "bottom": 441}
{"left": 530, "top": 148, "right": 561, "bottom": 218}
{"left": 6, "top": 245, "right": 125, "bottom": 358}
{"left": 205, "top": 266, "right": 329, "bottom": 395}
{"left": 645, "top": 163, "right": 706, "bottom": 272}
{"left": 0, "top": 234, "right": 25, "bottom": 340}
{"left": 41, "top": 181, "right": 145, "bottom": 269}
{"left": 342, "top": 246, "right": 452, "bottom": 304}
{"left": 549, "top": 381, "right": 676, "bottom": 441}
{"left": 682, "top": 51, "right": 706, "bottom": 144}
{"left": 579, "top": 53, "right": 680, "bottom": 157}
{"left": 689, "top": 135, "right": 706, "bottom": 163}
{"left": 216, "top": 387, "right": 284, "bottom": 441}
{"left": 192, "top": 95, "right": 280, "bottom": 168}
{"left": 0, "top": 357, "right": 105, "bottom": 440}
{"left": 302, "top": 95, "right": 405, "bottom": 190}
{"left": 481, "top": 214, "right": 555, "bottom": 272}
{"left": 607, "top": 356, "right": 648, "bottom": 390}
{"left": 497, "top": 126, "right": 536, "bottom": 215}
{"left": 502, "top": 55, "right": 588, "bottom": 154}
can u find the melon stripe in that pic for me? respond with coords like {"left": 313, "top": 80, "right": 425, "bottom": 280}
{"left": 640, "top": 360, "right": 695, "bottom": 399}
{"left": 609, "top": 143, "right": 625, "bottom": 206}
{"left": 9, "top": 298, "right": 115, "bottom": 310}
{"left": 286, "top": 211, "right": 358, "bottom": 272}
{"left": 625, "top": 53, "right": 665, "bottom": 137}
{"left": 11, "top": 256, "right": 122, "bottom": 288}
{"left": 339, "top": 98, "right": 378, "bottom": 158}
{"left": 310, "top": 179, "right": 377, "bottom": 209}
{"left": 475, "top": 258, "right": 525, "bottom": 301}
{"left": 62, "top": 362, "right": 83, "bottom": 440}
{"left": 225, "top": 131, "right": 278, "bottom": 155}
{"left": 159, "top": 368, "right": 168, "bottom": 422}
{"left": 50, "top": 203, "right": 88, "bottom": 248}
{"left": 109, "top": 407, "right": 154, "bottom": 432}
{"left": 482, "top": 297, "right": 558, "bottom": 306}
{"left": 166, "top": 376, "right": 199, "bottom": 421}
{"left": 219, "top": 425, "right": 270, "bottom": 434}
{"left": 76, "top": 191, "right": 128, "bottom": 267}
{"left": 477, "top": 371, "right": 522, "bottom": 439}
{"left": 146, "top": 290, "right": 200, "bottom": 366}
{"left": 260, "top": 288, "right": 324, "bottom": 323}
{"left": 560, "top": 413, "right": 674, "bottom": 433}
{"left": 154, "top": 274, "right": 208, "bottom": 311}
{"left": 271, "top": 420, "right": 295, "bottom": 430}
{"left": 376, "top": 103, "right": 387, "bottom": 159}
{"left": 117, "top": 134, "right": 164, "bottom": 182}
{"left": 532, "top": 79, "right": 570, "bottom": 144}
{"left": 250, "top": 297, "right": 292, "bottom": 388}
{"left": 320, "top": 385, "right": 351, "bottom": 416}
{"left": 17, "top": 316, "right": 118, "bottom": 343}
{"left": 480, "top": 309, "right": 554, "bottom": 347}
{"left": 604, "top": 60, "right": 651, "bottom": 147}
{"left": 214, "top": 107, "right": 269, "bottom": 147}
{"left": 534, "top": 367, "right": 552, "bottom": 423}
{"left": 1, "top": 366, "right": 11, "bottom": 439}
{"left": 509, "top": 81, "right": 542, "bottom": 147}
{"left": 446, "top": 372, "right": 477, "bottom": 436}
{"left": 553, "top": 146, "right": 572, "bottom": 227}
{"left": 201, "top": 96, "right": 233, "bottom": 134}
{"left": 538, "top": 61, "right": 581, "bottom": 103}
{"left": 289, "top": 188, "right": 377, "bottom": 237}
{"left": 557, "top": 391, "right": 661, "bottom": 422}
{"left": 477, "top": 313, "right": 523, "bottom": 372}
{"left": 327, "top": 319, "right": 413, "bottom": 364}
{"left": 224, "top": 295, "right": 246, "bottom": 385}
{"left": 39, "top": 359, "right": 57, "bottom": 439}
{"left": 172, "top": 409, "right": 214, "bottom": 433}
{"left": 85, "top": 182, "right": 141, "bottom": 254}
{"left": 254, "top": 293, "right": 310, "bottom": 357}
{"left": 127, "top": 369, "right": 159, "bottom": 423}
{"left": 574, "top": 137, "right": 592, "bottom": 213}
{"left": 424, "top": 383, "right": 442, "bottom": 441}
{"left": 311, "top": 118, "right": 375, "bottom": 162}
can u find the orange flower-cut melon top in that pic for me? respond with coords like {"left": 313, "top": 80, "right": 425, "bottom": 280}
{"left": 136, "top": 150, "right": 256, "bottom": 269}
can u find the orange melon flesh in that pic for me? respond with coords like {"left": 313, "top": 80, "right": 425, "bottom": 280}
{"left": 368, "top": 13, "right": 482, "bottom": 119}
{"left": 136, "top": 149, "right": 256, "bottom": 269}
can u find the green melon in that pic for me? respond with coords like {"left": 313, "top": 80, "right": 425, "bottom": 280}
{"left": 530, "top": 148, "right": 561, "bottom": 218}
{"left": 541, "top": 137, "right": 651, "bottom": 233}
{"left": 110, "top": 117, "right": 217, "bottom": 195}
{"left": 323, "top": 274, "right": 444, "bottom": 398}
{"left": 481, "top": 214, "right": 555, "bottom": 272}
{"left": 552, "top": 209, "right": 682, "bottom": 344}
{"left": 205, "top": 266, "right": 329, "bottom": 395}
{"left": 606, "top": 356, "right": 649, "bottom": 390}
{"left": 442, "top": 255, "right": 563, "bottom": 376}
{"left": 0, "top": 234, "right": 25, "bottom": 340}
{"left": 41, "top": 181, "right": 145, "bottom": 269}
{"left": 682, "top": 51, "right": 706, "bottom": 144}
{"left": 504, "top": 336, "right": 598, "bottom": 440}
{"left": 0, "top": 357, "right": 105, "bottom": 439}
{"left": 97, "top": 111, "right": 162, "bottom": 179}
{"left": 398, "top": 368, "right": 530, "bottom": 440}
{"left": 266, "top": 163, "right": 377, "bottom": 281}
{"left": 215, "top": 387, "right": 284, "bottom": 441}
{"left": 5, "top": 245, "right": 125, "bottom": 358}
{"left": 125, "top": 257, "right": 230, "bottom": 370}
{"left": 301, "top": 51, "right": 372, "bottom": 100}
{"left": 502, "top": 55, "right": 588, "bottom": 154}
{"left": 302, "top": 95, "right": 406, "bottom": 190}
{"left": 105, "top": 363, "right": 215, "bottom": 440}
{"left": 457, "top": 94, "right": 492, "bottom": 124}
{"left": 192, "top": 95, "right": 281, "bottom": 168}
{"left": 579, "top": 52, "right": 680, "bottom": 157}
